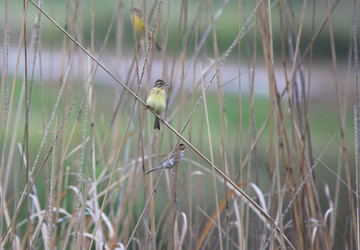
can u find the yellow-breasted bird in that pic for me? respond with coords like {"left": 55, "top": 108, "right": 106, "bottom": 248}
{"left": 146, "top": 144, "right": 186, "bottom": 174}
{"left": 130, "top": 7, "right": 161, "bottom": 50}
{"left": 130, "top": 7, "right": 144, "bottom": 34}
{"left": 146, "top": 79, "right": 167, "bottom": 130}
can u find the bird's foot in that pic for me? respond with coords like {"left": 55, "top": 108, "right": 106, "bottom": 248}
{"left": 169, "top": 168, "right": 178, "bottom": 179}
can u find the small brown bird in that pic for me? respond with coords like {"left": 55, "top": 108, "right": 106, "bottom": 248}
{"left": 146, "top": 144, "right": 186, "bottom": 174}
{"left": 146, "top": 79, "right": 167, "bottom": 130}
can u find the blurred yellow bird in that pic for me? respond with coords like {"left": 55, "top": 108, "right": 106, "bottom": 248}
{"left": 130, "top": 7, "right": 145, "bottom": 34}
{"left": 146, "top": 79, "right": 167, "bottom": 130}
{"left": 130, "top": 7, "right": 161, "bottom": 50}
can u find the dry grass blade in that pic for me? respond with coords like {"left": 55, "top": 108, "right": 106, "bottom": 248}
{"left": 199, "top": 60, "right": 223, "bottom": 249}
{"left": 351, "top": 0, "right": 360, "bottom": 246}
{"left": 195, "top": 182, "right": 246, "bottom": 249}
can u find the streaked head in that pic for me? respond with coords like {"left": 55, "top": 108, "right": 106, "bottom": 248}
{"left": 179, "top": 144, "right": 186, "bottom": 151}
{"left": 131, "top": 7, "right": 142, "bottom": 17}
{"left": 154, "top": 79, "right": 168, "bottom": 89}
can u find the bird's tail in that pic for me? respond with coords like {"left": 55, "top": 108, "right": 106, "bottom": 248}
{"left": 154, "top": 117, "right": 161, "bottom": 130}
{"left": 145, "top": 165, "right": 163, "bottom": 174}
{"left": 147, "top": 30, "right": 161, "bottom": 50}
{"left": 155, "top": 42, "right": 162, "bottom": 51}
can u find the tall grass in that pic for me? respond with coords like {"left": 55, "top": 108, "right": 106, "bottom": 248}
{"left": 0, "top": 0, "right": 359, "bottom": 249}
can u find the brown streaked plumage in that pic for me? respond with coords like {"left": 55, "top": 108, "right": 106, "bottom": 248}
{"left": 146, "top": 144, "right": 186, "bottom": 174}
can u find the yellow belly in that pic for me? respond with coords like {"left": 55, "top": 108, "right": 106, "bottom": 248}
{"left": 133, "top": 16, "right": 145, "bottom": 34}
{"left": 146, "top": 89, "right": 166, "bottom": 114}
